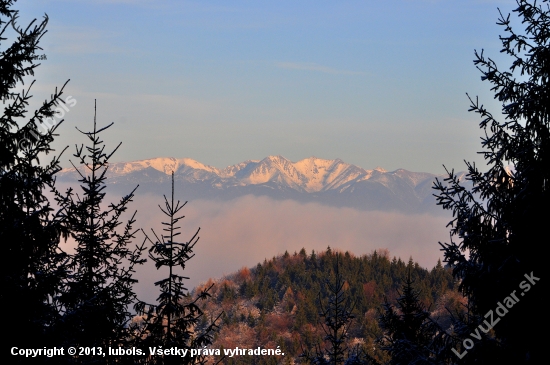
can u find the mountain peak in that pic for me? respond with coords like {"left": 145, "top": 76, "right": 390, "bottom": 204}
{"left": 102, "top": 157, "right": 219, "bottom": 176}
{"left": 59, "top": 156, "right": 435, "bottom": 196}
{"left": 57, "top": 155, "right": 442, "bottom": 213}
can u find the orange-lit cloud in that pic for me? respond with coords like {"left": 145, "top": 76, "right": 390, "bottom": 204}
{"left": 126, "top": 194, "right": 452, "bottom": 303}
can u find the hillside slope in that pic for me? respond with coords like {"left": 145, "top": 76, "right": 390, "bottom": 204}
{"left": 189, "top": 248, "right": 464, "bottom": 365}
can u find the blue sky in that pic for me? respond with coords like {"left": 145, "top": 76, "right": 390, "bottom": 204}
{"left": 18, "top": 0, "right": 517, "bottom": 172}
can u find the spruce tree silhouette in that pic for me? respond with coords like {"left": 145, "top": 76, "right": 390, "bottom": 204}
{"left": 302, "top": 252, "right": 374, "bottom": 365}
{"left": 377, "top": 273, "right": 454, "bottom": 365}
{"left": 133, "top": 172, "right": 220, "bottom": 365}
{"left": 57, "top": 102, "right": 146, "bottom": 363}
{"left": 0, "top": 0, "right": 70, "bottom": 356}
{"left": 433, "top": 1, "right": 548, "bottom": 362}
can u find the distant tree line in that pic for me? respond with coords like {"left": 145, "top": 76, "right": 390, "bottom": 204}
{"left": 193, "top": 248, "right": 461, "bottom": 365}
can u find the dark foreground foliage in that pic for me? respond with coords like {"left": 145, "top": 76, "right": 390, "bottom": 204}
{"left": 1, "top": 2, "right": 216, "bottom": 363}
{"left": 53, "top": 111, "right": 147, "bottom": 364}
{"left": 0, "top": 0, "right": 70, "bottom": 356}
{"left": 433, "top": 0, "right": 549, "bottom": 363}
{"left": 132, "top": 172, "right": 221, "bottom": 365}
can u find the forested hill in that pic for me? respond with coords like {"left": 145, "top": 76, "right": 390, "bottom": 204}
{"left": 192, "top": 248, "right": 465, "bottom": 364}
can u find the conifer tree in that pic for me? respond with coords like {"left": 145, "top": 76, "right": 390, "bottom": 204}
{"left": 56, "top": 103, "right": 146, "bottom": 362}
{"left": 0, "top": 0, "right": 70, "bottom": 354}
{"left": 433, "top": 1, "right": 548, "bottom": 362}
{"left": 134, "top": 172, "right": 220, "bottom": 365}
{"left": 302, "top": 253, "right": 374, "bottom": 365}
{"left": 377, "top": 274, "right": 454, "bottom": 365}
{"left": 320, "top": 256, "right": 353, "bottom": 365}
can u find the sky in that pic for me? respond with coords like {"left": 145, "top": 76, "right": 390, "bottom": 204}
{"left": 13, "top": 0, "right": 522, "bottom": 293}
{"left": 16, "top": 0, "right": 519, "bottom": 173}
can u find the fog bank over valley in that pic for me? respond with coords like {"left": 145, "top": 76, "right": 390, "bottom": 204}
{"left": 126, "top": 194, "right": 451, "bottom": 303}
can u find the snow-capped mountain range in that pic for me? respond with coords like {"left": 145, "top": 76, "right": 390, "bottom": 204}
{"left": 58, "top": 156, "right": 456, "bottom": 213}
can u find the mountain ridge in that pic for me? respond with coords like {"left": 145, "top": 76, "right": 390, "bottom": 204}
{"left": 58, "top": 155, "right": 462, "bottom": 213}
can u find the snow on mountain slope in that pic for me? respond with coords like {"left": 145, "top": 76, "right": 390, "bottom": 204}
{"left": 57, "top": 156, "right": 449, "bottom": 213}
{"left": 208, "top": 155, "right": 372, "bottom": 193}
{"left": 220, "top": 160, "right": 261, "bottom": 178}
{"left": 239, "top": 156, "right": 305, "bottom": 189}
{"left": 60, "top": 157, "right": 221, "bottom": 176}
{"left": 60, "top": 155, "right": 436, "bottom": 192}
{"left": 292, "top": 157, "right": 368, "bottom": 192}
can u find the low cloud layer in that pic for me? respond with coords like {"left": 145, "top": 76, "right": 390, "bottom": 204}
{"left": 123, "top": 194, "right": 452, "bottom": 303}
{"left": 53, "top": 181, "right": 453, "bottom": 303}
